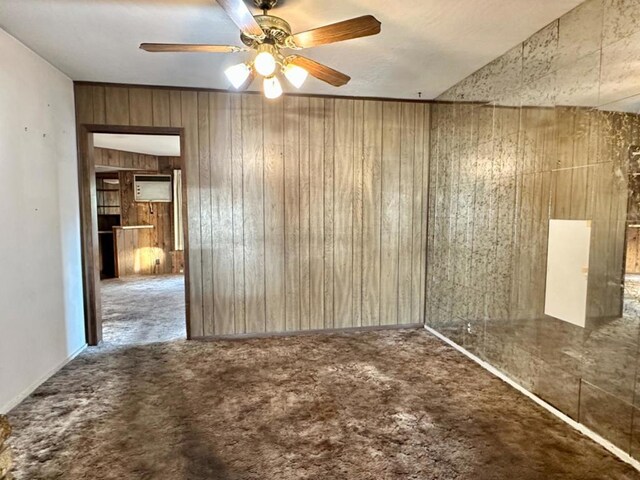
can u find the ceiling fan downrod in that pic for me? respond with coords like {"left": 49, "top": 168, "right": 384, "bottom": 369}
{"left": 254, "top": 0, "right": 278, "bottom": 12}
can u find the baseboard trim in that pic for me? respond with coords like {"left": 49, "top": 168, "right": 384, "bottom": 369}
{"left": 195, "top": 323, "right": 423, "bottom": 341}
{"left": 1, "top": 343, "right": 87, "bottom": 414}
{"left": 424, "top": 325, "right": 640, "bottom": 472}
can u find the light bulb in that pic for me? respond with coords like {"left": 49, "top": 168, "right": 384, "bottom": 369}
{"left": 284, "top": 64, "right": 308, "bottom": 89}
{"left": 254, "top": 45, "right": 277, "bottom": 77}
{"left": 225, "top": 63, "right": 251, "bottom": 89}
{"left": 263, "top": 76, "right": 282, "bottom": 99}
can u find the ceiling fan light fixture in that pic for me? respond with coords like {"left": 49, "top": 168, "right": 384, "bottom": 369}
{"left": 225, "top": 62, "right": 252, "bottom": 89}
{"left": 263, "top": 75, "right": 283, "bottom": 99}
{"left": 254, "top": 44, "right": 277, "bottom": 77}
{"left": 283, "top": 63, "right": 308, "bottom": 89}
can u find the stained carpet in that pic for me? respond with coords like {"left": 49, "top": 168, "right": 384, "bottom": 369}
{"left": 7, "top": 275, "right": 639, "bottom": 479}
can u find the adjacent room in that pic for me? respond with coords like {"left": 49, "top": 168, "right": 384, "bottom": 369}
{"left": 2, "top": 0, "right": 640, "bottom": 478}
{"left": 93, "top": 133, "right": 186, "bottom": 344}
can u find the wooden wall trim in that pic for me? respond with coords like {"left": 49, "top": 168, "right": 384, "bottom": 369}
{"left": 76, "top": 124, "right": 101, "bottom": 345}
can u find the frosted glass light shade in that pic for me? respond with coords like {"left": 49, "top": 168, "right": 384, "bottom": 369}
{"left": 225, "top": 63, "right": 251, "bottom": 89}
{"left": 254, "top": 51, "right": 276, "bottom": 76}
{"left": 263, "top": 76, "right": 283, "bottom": 99}
{"left": 284, "top": 64, "right": 308, "bottom": 88}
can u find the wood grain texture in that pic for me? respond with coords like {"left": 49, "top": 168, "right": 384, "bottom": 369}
{"left": 75, "top": 84, "right": 430, "bottom": 337}
{"left": 210, "top": 93, "right": 236, "bottom": 335}
{"left": 230, "top": 94, "right": 246, "bottom": 333}
{"left": 241, "top": 94, "right": 266, "bottom": 334}
{"left": 181, "top": 91, "right": 204, "bottom": 337}
{"left": 289, "top": 56, "right": 350, "bottom": 87}
{"left": 94, "top": 148, "right": 159, "bottom": 171}
{"left": 334, "top": 99, "right": 355, "bottom": 328}
{"left": 284, "top": 96, "right": 301, "bottom": 331}
{"left": 198, "top": 92, "right": 214, "bottom": 335}
{"left": 380, "top": 102, "right": 401, "bottom": 325}
{"left": 263, "top": 96, "right": 286, "bottom": 333}
{"left": 323, "top": 98, "right": 336, "bottom": 329}
{"left": 362, "top": 101, "right": 383, "bottom": 326}
{"left": 215, "top": 0, "right": 264, "bottom": 37}
{"left": 140, "top": 43, "right": 246, "bottom": 53}
{"left": 309, "top": 97, "right": 325, "bottom": 330}
{"left": 116, "top": 170, "right": 177, "bottom": 275}
{"left": 291, "top": 15, "right": 381, "bottom": 49}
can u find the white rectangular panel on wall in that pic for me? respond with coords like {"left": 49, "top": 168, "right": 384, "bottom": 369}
{"left": 544, "top": 219, "right": 591, "bottom": 328}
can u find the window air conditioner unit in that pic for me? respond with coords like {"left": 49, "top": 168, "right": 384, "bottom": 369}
{"left": 134, "top": 174, "right": 172, "bottom": 202}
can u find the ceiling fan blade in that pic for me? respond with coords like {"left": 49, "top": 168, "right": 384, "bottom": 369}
{"left": 291, "top": 15, "right": 381, "bottom": 49}
{"left": 289, "top": 55, "right": 350, "bottom": 87}
{"left": 215, "top": 0, "right": 264, "bottom": 38}
{"left": 140, "top": 43, "right": 247, "bottom": 53}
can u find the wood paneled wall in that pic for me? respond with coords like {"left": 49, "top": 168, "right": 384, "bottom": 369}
{"left": 95, "top": 147, "right": 159, "bottom": 170}
{"left": 118, "top": 170, "right": 176, "bottom": 275}
{"left": 75, "top": 84, "right": 430, "bottom": 337}
{"left": 625, "top": 227, "right": 640, "bottom": 274}
{"left": 114, "top": 226, "right": 157, "bottom": 276}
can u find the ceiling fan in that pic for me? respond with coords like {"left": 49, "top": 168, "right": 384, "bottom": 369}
{"left": 140, "top": 0, "right": 381, "bottom": 99}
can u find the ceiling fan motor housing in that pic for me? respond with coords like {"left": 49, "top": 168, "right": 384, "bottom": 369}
{"left": 241, "top": 14, "right": 293, "bottom": 47}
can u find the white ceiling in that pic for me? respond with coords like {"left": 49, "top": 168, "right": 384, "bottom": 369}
{"left": 94, "top": 133, "right": 181, "bottom": 156}
{"left": 0, "top": 0, "right": 584, "bottom": 99}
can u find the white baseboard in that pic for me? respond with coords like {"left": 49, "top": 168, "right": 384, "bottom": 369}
{"left": 1, "top": 343, "right": 87, "bottom": 414}
{"left": 424, "top": 325, "right": 640, "bottom": 472}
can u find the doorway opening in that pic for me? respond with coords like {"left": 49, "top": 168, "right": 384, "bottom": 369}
{"left": 77, "top": 126, "right": 189, "bottom": 346}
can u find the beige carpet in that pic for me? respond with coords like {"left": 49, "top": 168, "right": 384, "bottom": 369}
{"left": 6, "top": 276, "right": 639, "bottom": 479}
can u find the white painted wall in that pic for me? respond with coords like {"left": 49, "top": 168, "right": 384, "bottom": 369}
{"left": 0, "top": 28, "right": 85, "bottom": 413}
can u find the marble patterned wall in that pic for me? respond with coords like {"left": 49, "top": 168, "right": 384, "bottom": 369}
{"left": 428, "top": 0, "right": 640, "bottom": 457}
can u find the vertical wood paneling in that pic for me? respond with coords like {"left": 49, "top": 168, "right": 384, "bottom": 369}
{"left": 323, "top": 98, "right": 335, "bottom": 329}
{"left": 129, "top": 88, "right": 153, "bottom": 125}
{"left": 299, "top": 97, "right": 311, "bottom": 330}
{"left": 284, "top": 96, "right": 301, "bottom": 331}
{"left": 398, "top": 103, "right": 416, "bottom": 323}
{"left": 352, "top": 100, "right": 365, "bottom": 326}
{"left": 380, "top": 102, "right": 401, "bottom": 325}
{"left": 170, "top": 91, "right": 182, "bottom": 127}
{"left": 105, "top": 87, "right": 130, "bottom": 125}
{"left": 309, "top": 98, "right": 325, "bottom": 330}
{"left": 334, "top": 99, "right": 355, "bottom": 328}
{"left": 241, "top": 94, "right": 266, "bottom": 333}
{"left": 230, "top": 94, "right": 246, "bottom": 333}
{"left": 420, "top": 106, "right": 430, "bottom": 323}
{"left": 152, "top": 89, "right": 172, "bottom": 127}
{"left": 362, "top": 101, "right": 383, "bottom": 326}
{"left": 76, "top": 84, "right": 430, "bottom": 337}
{"left": 75, "top": 84, "right": 94, "bottom": 125}
{"left": 116, "top": 169, "right": 174, "bottom": 275}
{"left": 210, "top": 93, "right": 236, "bottom": 334}
{"left": 198, "top": 92, "right": 214, "bottom": 334}
{"left": 181, "top": 91, "right": 203, "bottom": 337}
{"left": 263, "top": 97, "right": 285, "bottom": 333}
{"left": 412, "top": 104, "right": 426, "bottom": 324}
{"left": 92, "top": 86, "right": 106, "bottom": 125}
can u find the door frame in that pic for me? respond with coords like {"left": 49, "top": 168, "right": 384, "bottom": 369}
{"left": 77, "top": 124, "right": 190, "bottom": 345}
